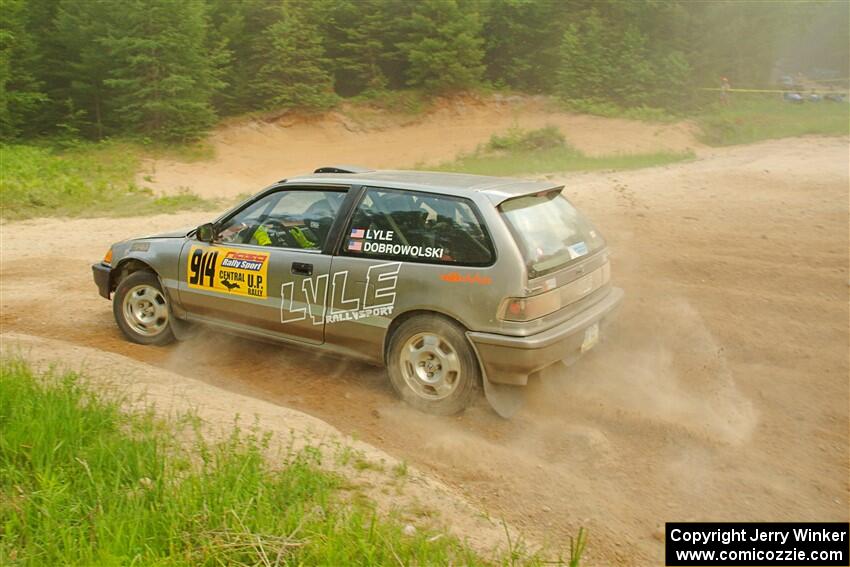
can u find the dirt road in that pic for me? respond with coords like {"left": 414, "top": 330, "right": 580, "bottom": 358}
{"left": 2, "top": 136, "right": 848, "bottom": 565}
{"left": 140, "top": 96, "right": 702, "bottom": 199}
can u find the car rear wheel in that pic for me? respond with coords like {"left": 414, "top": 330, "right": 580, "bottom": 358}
{"left": 113, "top": 271, "right": 175, "bottom": 345}
{"left": 387, "top": 315, "right": 480, "bottom": 415}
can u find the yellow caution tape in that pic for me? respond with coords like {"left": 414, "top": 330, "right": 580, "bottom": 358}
{"left": 700, "top": 87, "right": 848, "bottom": 93}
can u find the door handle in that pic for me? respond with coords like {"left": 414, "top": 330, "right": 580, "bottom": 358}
{"left": 291, "top": 262, "right": 313, "bottom": 276}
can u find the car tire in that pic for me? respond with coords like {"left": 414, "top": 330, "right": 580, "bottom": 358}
{"left": 113, "top": 270, "right": 175, "bottom": 346}
{"left": 386, "top": 315, "right": 480, "bottom": 415}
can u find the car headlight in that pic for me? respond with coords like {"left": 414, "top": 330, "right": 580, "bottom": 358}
{"left": 103, "top": 248, "right": 113, "bottom": 265}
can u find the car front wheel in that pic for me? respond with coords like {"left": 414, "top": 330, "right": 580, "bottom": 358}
{"left": 113, "top": 270, "right": 175, "bottom": 345}
{"left": 387, "top": 315, "right": 480, "bottom": 415}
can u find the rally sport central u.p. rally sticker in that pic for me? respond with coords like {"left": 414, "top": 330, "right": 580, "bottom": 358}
{"left": 187, "top": 246, "right": 269, "bottom": 298}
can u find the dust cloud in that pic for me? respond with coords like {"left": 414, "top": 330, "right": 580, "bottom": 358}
{"left": 537, "top": 295, "right": 759, "bottom": 446}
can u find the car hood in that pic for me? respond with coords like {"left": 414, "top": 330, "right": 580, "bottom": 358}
{"left": 136, "top": 227, "right": 194, "bottom": 240}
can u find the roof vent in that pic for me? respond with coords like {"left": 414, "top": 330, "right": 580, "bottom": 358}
{"left": 313, "top": 165, "right": 373, "bottom": 174}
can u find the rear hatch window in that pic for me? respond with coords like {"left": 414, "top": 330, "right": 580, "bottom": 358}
{"left": 499, "top": 190, "right": 605, "bottom": 278}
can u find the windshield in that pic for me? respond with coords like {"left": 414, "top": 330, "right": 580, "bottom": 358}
{"left": 499, "top": 190, "right": 605, "bottom": 278}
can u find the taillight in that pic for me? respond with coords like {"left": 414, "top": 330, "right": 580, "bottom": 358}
{"left": 499, "top": 260, "right": 611, "bottom": 322}
{"left": 500, "top": 291, "right": 561, "bottom": 322}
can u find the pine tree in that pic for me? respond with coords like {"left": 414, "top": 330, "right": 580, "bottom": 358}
{"left": 101, "top": 0, "right": 223, "bottom": 141}
{"left": 252, "top": 1, "right": 336, "bottom": 111}
{"left": 207, "top": 0, "right": 280, "bottom": 115}
{"left": 556, "top": 4, "right": 691, "bottom": 108}
{"left": 557, "top": 9, "right": 611, "bottom": 102}
{"left": 482, "top": 0, "right": 569, "bottom": 93}
{"left": 398, "top": 0, "right": 485, "bottom": 92}
{"left": 50, "top": 0, "right": 120, "bottom": 139}
{"left": 317, "top": 0, "right": 391, "bottom": 96}
{"left": 0, "top": 0, "right": 46, "bottom": 139}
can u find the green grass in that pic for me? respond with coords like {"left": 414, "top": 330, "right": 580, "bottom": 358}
{"left": 556, "top": 95, "right": 849, "bottom": 146}
{"left": 696, "top": 97, "right": 849, "bottom": 146}
{"left": 0, "top": 359, "right": 575, "bottom": 566}
{"left": 432, "top": 126, "right": 693, "bottom": 176}
{"left": 0, "top": 142, "right": 219, "bottom": 220}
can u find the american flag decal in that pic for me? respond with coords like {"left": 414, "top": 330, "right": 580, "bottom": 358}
{"left": 347, "top": 240, "right": 363, "bottom": 251}
{"left": 350, "top": 228, "right": 365, "bottom": 239}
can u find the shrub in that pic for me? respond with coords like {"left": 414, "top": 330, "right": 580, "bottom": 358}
{"left": 486, "top": 125, "right": 567, "bottom": 152}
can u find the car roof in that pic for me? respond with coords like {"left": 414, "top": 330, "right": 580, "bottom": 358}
{"left": 284, "top": 170, "right": 562, "bottom": 205}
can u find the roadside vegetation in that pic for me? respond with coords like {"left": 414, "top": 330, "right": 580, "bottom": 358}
{"left": 695, "top": 97, "right": 850, "bottom": 146}
{"left": 558, "top": 96, "right": 849, "bottom": 146}
{"left": 433, "top": 126, "right": 694, "bottom": 176}
{"left": 0, "top": 142, "right": 218, "bottom": 220}
{"left": 0, "top": 359, "right": 580, "bottom": 566}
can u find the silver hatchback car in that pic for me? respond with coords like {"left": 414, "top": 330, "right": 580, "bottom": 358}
{"left": 92, "top": 167, "right": 623, "bottom": 416}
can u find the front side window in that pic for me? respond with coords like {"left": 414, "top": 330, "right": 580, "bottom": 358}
{"left": 216, "top": 189, "right": 346, "bottom": 250}
{"left": 343, "top": 187, "right": 494, "bottom": 265}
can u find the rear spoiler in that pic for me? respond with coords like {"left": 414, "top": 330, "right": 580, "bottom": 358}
{"left": 313, "top": 165, "right": 374, "bottom": 174}
{"left": 480, "top": 183, "right": 564, "bottom": 206}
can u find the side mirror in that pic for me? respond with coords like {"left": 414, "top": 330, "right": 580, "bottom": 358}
{"left": 196, "top": 222, "right": 216, "bottom": 243}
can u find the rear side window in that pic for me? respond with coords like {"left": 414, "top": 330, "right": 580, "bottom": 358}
{"left": 500, "top": 190, "right": 605, "bottom": 277}
{"left": 343, "top": 187, "right": 494, "bottom": 265}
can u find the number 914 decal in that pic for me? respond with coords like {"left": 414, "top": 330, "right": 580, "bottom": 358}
{"left": 187, "top": 246, "right": 269, "bottom": 298}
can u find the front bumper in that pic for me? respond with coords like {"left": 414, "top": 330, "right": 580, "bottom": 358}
{"left": 92, "top": 263, "right": 112, "bottom": 299}
{"left": 467, "top": 286, "right": 624, "bottom": 385}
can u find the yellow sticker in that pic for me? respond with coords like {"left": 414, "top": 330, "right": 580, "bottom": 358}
{"left": 187, "top": 246, "right": 269, "bottom": 298}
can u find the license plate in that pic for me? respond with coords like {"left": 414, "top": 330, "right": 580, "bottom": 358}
{"left": 581, "top": 323, "right": 599, "bottom": 353}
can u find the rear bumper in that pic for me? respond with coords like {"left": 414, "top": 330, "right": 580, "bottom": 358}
{"left": 467, "top": 287, "right": 624, "bottom": 385}
{"left": 92, "top": 263, "right": 112, "bottom": 299}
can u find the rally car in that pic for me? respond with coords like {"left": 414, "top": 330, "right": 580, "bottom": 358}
{"left": 92, "top": 167, "right": 623, "bottom": 416}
